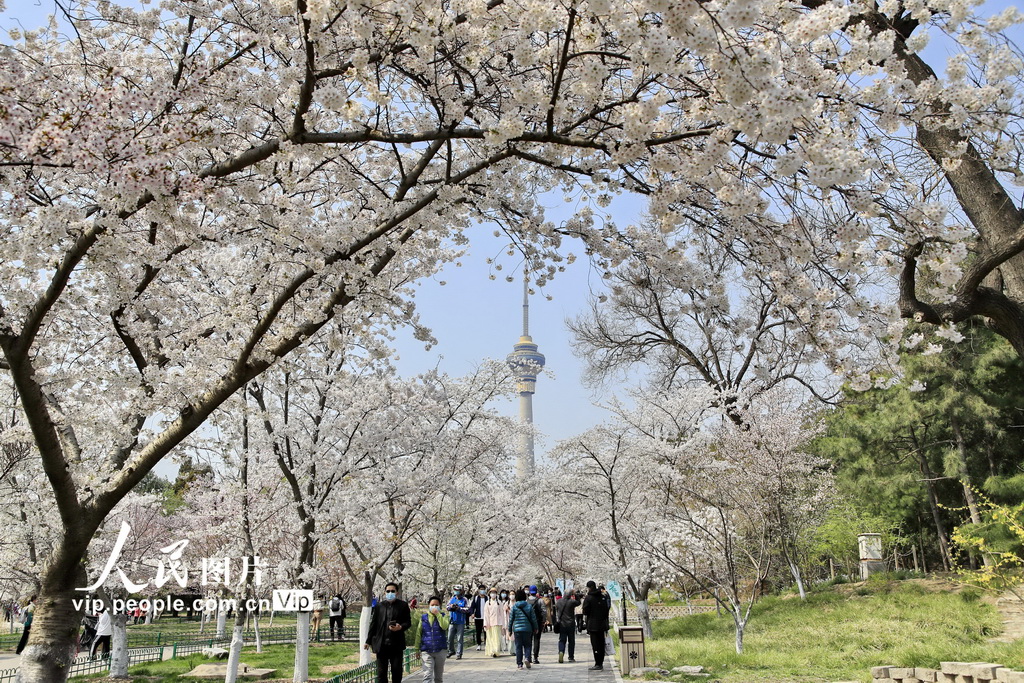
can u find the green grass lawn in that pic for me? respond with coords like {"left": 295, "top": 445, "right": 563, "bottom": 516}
{"left": 120, "top": 641, "right": 360, "bottom": 681}
{"left": 643, "top": 580, "right": 1024, "bottom": 683}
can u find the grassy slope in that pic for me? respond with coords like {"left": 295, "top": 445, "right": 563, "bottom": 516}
{"left": 644, "top": 580, "right": 1024, "bottom": 683}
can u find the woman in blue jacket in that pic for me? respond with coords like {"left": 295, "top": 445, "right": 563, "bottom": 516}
{"left": 506, "top": 588, "right": 538, "bottom": 670}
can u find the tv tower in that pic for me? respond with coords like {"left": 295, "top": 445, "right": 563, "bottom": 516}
{"left": 506, "top": 272, "right": 546, "bottom": 479}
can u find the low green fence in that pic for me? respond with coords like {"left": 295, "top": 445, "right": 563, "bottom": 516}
{"left": 327, "top": 648, "right": 415, "bottom": 683}
{"left": 1, "top": 621, "right": 359, "bottom": 653}
{"left": 0, "top": 622, "right": 361, "bottom": 679}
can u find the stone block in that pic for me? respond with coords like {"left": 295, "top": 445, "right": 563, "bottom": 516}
{"left": 943, "top": 664, "right": 969, "bottom": 676}
{"left": 891, "top": 669, "right": 916, "bottom": 680}
{"left": 629, "top": 667, "right": 670, "bottom": 678}
{"left": 1000, "top": 672, "right": 1024, "bottom": 683}
{"left": 936, "top": 674, "right": 957, "bottom": 683}
{"left": 874, "top": 668, "right": 894, "bottom": 679}
{"left": 916, "top": 669, "right": 938, "bottom": 682}
{"left": 955, "top": 675, "right": 976, "bottom": 683}
{"left": 673, "top": 666, "right": 706, "bottom": 675}
{"left": 972, "top": 665, "right": 1004, "bottom": 681}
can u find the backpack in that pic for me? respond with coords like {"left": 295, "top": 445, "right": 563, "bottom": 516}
{"left": 330, "top": 598, "right": 341, "bottom": 612}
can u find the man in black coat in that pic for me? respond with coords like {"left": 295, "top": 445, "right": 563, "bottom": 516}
{"left": 364, "top": 582, "right": 412, "bottom": 683}
{"left": 581, "top": 580, "right": 610, "bottom": 671}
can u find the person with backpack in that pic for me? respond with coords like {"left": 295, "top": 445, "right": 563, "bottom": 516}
{"left": 90, "top": 606, "right": 112, "bottom": 659}
{"left": 507, "top": 588, "right": 538, "bottom": 670}
{"left": 416, "top": 596, "right": 449, "bottom": 683}
{"left": 14, "top": 595, "right": 35, "bottom": 655}
{"left": 329, "top": 594, "right": 346, "bottom": 641}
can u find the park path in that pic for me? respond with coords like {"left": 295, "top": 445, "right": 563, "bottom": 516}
{"left": 431, "top": 631, "right": 623, "bottom": 683}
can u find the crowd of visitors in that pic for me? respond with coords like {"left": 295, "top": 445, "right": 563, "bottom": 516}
{"left": 364, "top": 579, "right": 615, "bottom": 682}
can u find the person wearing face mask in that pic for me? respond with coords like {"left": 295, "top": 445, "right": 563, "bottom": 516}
{"left": 445, "top": 585, "right": 470, "bottom": 659}
{"left": 482, "top": 588, "right": 505, "bottom": 658}
{"left": 416, "top": 597, "right": 449, "bottom": 683}
{"left": 526, "top": 586, "right": 548, "bottom": 664}
{"left": 365, "top": 582, "right": 412, "bottom": 683}
{"left": 507, "top": 588, "right": 539, "bottom": 670}
{"left": 469, "top": 584, "right": 488, "bottom": 651}
{"left": 498, "top": 589, "right": 513, "bottom": 653}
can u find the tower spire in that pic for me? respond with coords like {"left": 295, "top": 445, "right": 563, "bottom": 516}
{"left": 522, "top": 270, "right": 529, "bottom": 337}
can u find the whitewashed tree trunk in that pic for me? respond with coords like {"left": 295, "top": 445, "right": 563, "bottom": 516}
{"left": 268, "top": 609, "right": 275, "bottom": 627}
{"left": 216, "top": 604, "right": 227, "bottom": 638}
{"left": 789, "top": 560, "right": 807, "bottom": 600}
{"left": 224, "top": 616, "right": 246, "bottom": 683}
{"left": 634, "top": 600, "right": 653, "bottom": 639}
{"left": 109, "top": 611, "right": 129, "bottom": 677}
{"left": 731, "top": 611, "right": 746, "bottom": 654}
{"left": 293, "top": 611, "right": 310, "bottom": 682}
{"left": 358, "top": 605, "right": 373, "bottom": 666}
{"left": 254, "top": 612, "right": 263, "bottom": 653}
{"left": 199, "top": 603, "right": 207, "bottom": 634}
{"left": 144, "top": 607, "right": 153, "bottom": 625}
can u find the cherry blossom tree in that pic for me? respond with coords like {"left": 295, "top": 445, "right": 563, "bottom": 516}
{"left": 331, "top": 362, "right": 516, "bottom": 664}
{"left": 638, "top": 388, "right": 833, "bottom": 652}
{"left": 569, "top": 222, "right": 843, "bottom": 407}
{"left": 2, "top": 0, "right": 1023, "bottom": 678}
{"left": 550, "top": 414, "right": 677, "bottom": 638}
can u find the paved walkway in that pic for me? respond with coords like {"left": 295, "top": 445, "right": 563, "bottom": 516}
{"left": 430, "top": 631, "right": 623, "bottom": 683}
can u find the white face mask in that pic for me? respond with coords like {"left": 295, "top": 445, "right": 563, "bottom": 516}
{"left": 385, "top": 592, "right": 397, "bottom": 601}
{"left": 479, "top": 590, "right": 486, "bottom": 596}
{"left": 527, "top": 596, "right": 536, "bottom": 602}
{"left": 500, "top": 593, "right": 508, "bottom": 599}
{"left": 489, "top": 593, "right": 497, "bottom": 600}
{"left": 429, "top": 605, "right": 440, "bottom": 614}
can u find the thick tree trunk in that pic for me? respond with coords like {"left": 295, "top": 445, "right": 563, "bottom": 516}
{"left": 15, "top": 541, "right": 88, "bottom": 683}
{"left": 109, "top": 611, "right": 129, "bottom": 677}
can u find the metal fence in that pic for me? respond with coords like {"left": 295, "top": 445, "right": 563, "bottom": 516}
{"left": 326, "top": 648, "right": 415, "bottom": 683}
{"left": 0, "top": 622, "right": 362, "bottom": 679}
